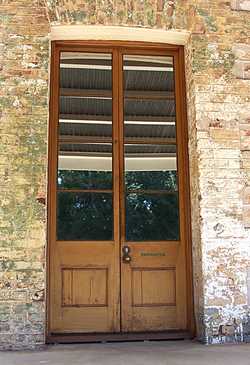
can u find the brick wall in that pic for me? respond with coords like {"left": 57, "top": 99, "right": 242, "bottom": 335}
{"left": 0, "top": 0, "right": 49, "bottom": 349}
{"left": 0, "top": 0, "right": 249, "bottom": 348}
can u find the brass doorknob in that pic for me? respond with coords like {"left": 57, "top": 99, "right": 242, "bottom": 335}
{"left": 122, "top": 245, "right": 132, "bottom": 263}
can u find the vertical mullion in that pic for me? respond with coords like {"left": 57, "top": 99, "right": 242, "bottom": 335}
{"left": 118, "top": 49, "right": 126, "bottom": 333}
{"left": 118, "top": 51, "right": 125, "bottom": 245}
{"left": 113, "top": 48, "right": 120, "bottom": 247}
{"left": 112, "top": 48, "right": 121, "bottom": 331}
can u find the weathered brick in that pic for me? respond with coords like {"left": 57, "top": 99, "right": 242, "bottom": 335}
{"left": 231, "top": 0, "right": 250, "bottom": 11}
{"left": 243, "top": 206, "right": 250, "bottom": 227}
{"left": 232, "top": 60, "right": 250, "bottom": 79}
{"left": 232, "top": 44, "right": 250, "bottom": 60}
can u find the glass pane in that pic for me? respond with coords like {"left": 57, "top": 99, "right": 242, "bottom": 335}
{"left": 126, "top": 193, "right": 179, "bottom": 241}
{"left": 125, "top": 144, "right": 177, "bottom": 191}
{"left": 58, "top": 170, "right": 112, "bottom": 190}
{"left": 57, "top": 192, "right": 113, "bottom": 241}
{"left": 57, "top": 52, "right": 113, "bottom": 240}
{"left": 123, "top": 55, "right": 175, "bottom": 141}
{"left": 58, "top": 52, "right": 112, "bottom": 190}
{"left": 123, "top": 55, "right": 179, "bottom": 241}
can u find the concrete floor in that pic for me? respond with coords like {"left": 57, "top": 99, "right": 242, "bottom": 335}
{"left": 1, "top": 341, "right": 250, "bottom": 365}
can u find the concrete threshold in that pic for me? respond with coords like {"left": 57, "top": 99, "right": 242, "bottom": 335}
{"left": 0, "top": 340, "right": 250, "bottom": 365}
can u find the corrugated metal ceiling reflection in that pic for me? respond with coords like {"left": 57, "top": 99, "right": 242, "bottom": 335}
{"left": 60, "top": 122, "right": 176, "bottom": 139}
{"left": 60, "top": 68, "right": 173, "bottom": 91}
{"left": 60, "top": 143, "right": 176, "bottom": 156}
{"left": 59, "top": 53, "right": 176, "bottom": 158}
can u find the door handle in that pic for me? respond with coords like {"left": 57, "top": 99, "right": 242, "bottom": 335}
{"left": 122, "top": 245, "right": 132, "bottom": 263}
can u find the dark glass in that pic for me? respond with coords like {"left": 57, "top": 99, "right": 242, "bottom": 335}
{"left": 58, "top": 170, "right": 112, "bottom": 190}
{"left": 126, "top": 193, "right": 179, "bottom": 241}
{"left": 125, "top": 171, "right": 178, "bottom": 192}
{"left": 123, "top": 55, "right": 179, "bottom": 241}
{"left": 57, "top": 192, "right": 113, "bottom": 241}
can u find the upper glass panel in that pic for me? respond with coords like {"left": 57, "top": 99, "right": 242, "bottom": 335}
{"left": 123, "top": 55, "right": 175, "bottom": 141}
{"left": 58, "top": 52, "right": 112, "bottom": 191}
{"left": 57, "top": 52, "right": 113, "bottom": 241}
{"left": 123, "top": 55, "right": 179, "bottom": 241}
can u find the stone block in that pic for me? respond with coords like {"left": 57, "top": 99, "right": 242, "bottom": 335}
{"left": 243, "top": 205, "right": 250, "bottom": 227}
{"left": 231, "top": 0, "right": 250, "bottom": 11}
{"left": 232, "top": 60, "right": 250, "bottom": 79}
{"left": 243, "top": 187, "right": 250, "bottom": 205}
{"left": 241, "top": 134, "right": 250, "bottom": 150}
{"left": 232, "top": 44, "right": 250, "bottom": 60}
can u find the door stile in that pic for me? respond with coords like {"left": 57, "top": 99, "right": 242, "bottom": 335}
{"left": 112, "top": 48, "right": 122, "bottom": 332}
{"left": 173, "top": 49, "right": 188, "bottom": 329}
{"left": 174, "top": 47, "right": 194, "bottom": 334}
{"left": 118, "top": 51, "right": 131, "bottom": 332}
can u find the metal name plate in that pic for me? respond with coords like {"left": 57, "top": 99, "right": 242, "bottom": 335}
{"left": 140, "top": 252, "right": 166, "bottom": 257}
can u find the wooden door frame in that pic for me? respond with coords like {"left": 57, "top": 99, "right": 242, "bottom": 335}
{"left": 46, "top": 40, "right": 195, "bottom": 342}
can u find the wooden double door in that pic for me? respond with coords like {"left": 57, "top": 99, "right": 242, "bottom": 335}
{"left": 48, "top": 41, "right": 192, "bottom": 338}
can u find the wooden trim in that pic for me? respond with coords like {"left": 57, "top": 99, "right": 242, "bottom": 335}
{"left": 53, "top": 40, "right": 183, "bottom": 52}
{"left": 173, "top": 47, "right": 195, "bottom": 335}
{"left": 46, "top": 42, "right": 60, "bottom": 336}
{"left": 47, "top": 330, "right": 192, "bottom": 344}
{"left": 112, "top": 48, "right": 121, "bottom": 332}
{"left": 178, "top": 46, "right": 195, "bottom": 337}
{"left": 54, "top": 241, "right": 115, "bottom": 245}
{"left": 57, "top": 189, "right": 113, "bottom": 194}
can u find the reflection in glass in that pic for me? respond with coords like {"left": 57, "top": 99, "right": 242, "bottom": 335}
{"left": 125, "top": 144, "right": 177, "bottom": 192}
{"left": 57, "top": 192, "right": 113, "bottom": 241}
{"left": 126, "top": 193, "right": 179, "bottom": 241}
{"left": 123, "top": 55, "right": 179, "bottom": 241}
{"left": 58, "top": 170, "right": 112, "bottom": 190}
{"left": 57, "top": 52, "right": 113, "bottom": 240}
{"left": 125, "top": 171, "right": 177, "bottom": 192}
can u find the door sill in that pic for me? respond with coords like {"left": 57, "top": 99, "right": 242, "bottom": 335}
{"left": 47, "top": 330, "right": 192, "bottom": 344}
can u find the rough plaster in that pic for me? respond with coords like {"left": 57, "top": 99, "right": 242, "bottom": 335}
{"left": 50, "top": 24, "right": 190, "bottom": 44}
{"left": 0, "top": 0, "right": 250, "bottom": 349}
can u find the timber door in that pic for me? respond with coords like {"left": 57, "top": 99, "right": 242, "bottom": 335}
{"left": 48, "top": 42, "right": 192, "bottom": 338}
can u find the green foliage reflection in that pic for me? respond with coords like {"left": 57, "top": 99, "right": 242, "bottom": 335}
{"left": 57, "top": 170, "right": 179, "bottom": 241}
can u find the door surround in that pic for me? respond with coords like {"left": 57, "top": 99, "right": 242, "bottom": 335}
{"left": 46, "top": 39, "right": 195, "bottom": 342}
{"left": 49, "top": 25, "right": 190, "bottom": 46}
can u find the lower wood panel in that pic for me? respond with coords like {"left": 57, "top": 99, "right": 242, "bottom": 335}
{"left": 62, "top": 268, "right": 108, "bottom": 307}
{"left": 49, "top": 241, "right": 120, "bottom": 333}
{"left": 121, "top": 242, "right": 187, "bottom": 332}
{"left": 132, "top": 268, "right": 176, "bottom": 307}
